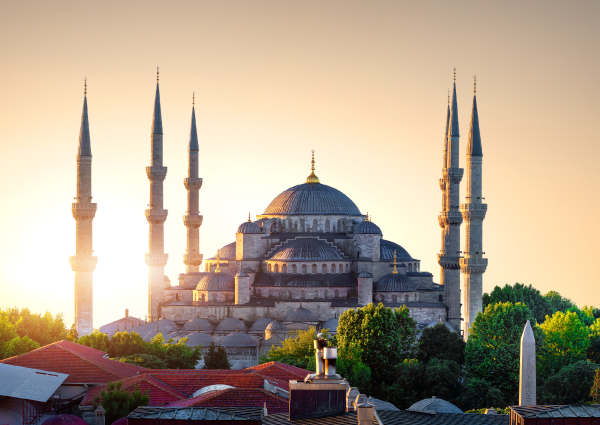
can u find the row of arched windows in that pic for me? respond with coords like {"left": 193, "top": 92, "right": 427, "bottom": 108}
{"left": 271, "top": 218, "right": 350, "bottom": 233}
{"left": 406, "top": 263, "right": 420, "bottom": 272}
{"left": 267, "top": 263, "right": 349, "bottom": 274}
{"left": 256, "top": 288, "right": 350, "bottom": 299}
{"left": 379, "top": 293, "right": 418, "bottom": 303}
{"left": 194, "top": 293, "right": 232, "bottom": 303}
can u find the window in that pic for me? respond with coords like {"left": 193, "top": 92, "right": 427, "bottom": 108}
{"left": 439, "top": 294, "right": 443, "bottom": 302}
{"left": 380, "top": 295, "right": 384, "bottom": 302}
{"left": 322, "top": 264, "right": 327, "bottom": 273}
{"left": 212, "top": 294, "right": 217, "bottom": 302}
{"left": 339, "top": 264, "right": 343, "bottom": 273}
{"left": 282, "top": 264, "right": 288, "bottom": 273}
{"left": 325, "top": 290, "right": 329, "bottom": 298}
{"left": 268, "top": 264, "right": 272, "bottom": 272}
{"left": 405, "top": 295, "right": 409, "bottom": 302}
{"left": 331, "top": 264, "right": 336, "bottom": 273}
{"left": 313, "top": 219, "right": 318, "bottom": 232}
{"left": 312, "top": 264, "right": 317, "bottom": 273}
{"left": 345, "top": 264, "right": 349, "bottom": 273}
{"left": 257, "top": 289, "right": 261, "bottom": 297}
{"left": 301, "top": 290, "right": 305, "bottom": 299}
{"left": 414, "top": 293, "right": 417, "bottom": 301}
{"left": 292, "top": 264, "right": 297, "bottom": 273}
{"left": 274, "top": 264, "right": 279, "bottom": 273}
{"left": 335, "top": 290, "right": 340, "bottom": 298}
{"left": 176, "top": 293, "right": 180, "bottom": 301}
{"left": 325, "top": 219, "right": 330, "bottom": 232}
{"left": 288, "top": 290, "right": 293, "bottom": 299}
{"left": 201, "top": 294, "right": 206, "bottom": 302}
{"left": 409, "top": 264, "right": 413, "bottom": 272}
{"left": 392, "top": 295, "right": 398, "bottom": 303}
{"left": 302, "top": 264, "right": 307, "bottom": 273}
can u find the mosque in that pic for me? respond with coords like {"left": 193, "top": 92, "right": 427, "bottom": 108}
{"left": 72, "top": 70, "right": 487, "bottom": 366}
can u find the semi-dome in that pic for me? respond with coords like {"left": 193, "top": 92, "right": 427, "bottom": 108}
{"left": 237, "top": 220, "right": 261, "bottom": 234}
{"left": 322, "top": 317, "right": 339, "bottom": 333}
{"left": 196, "top": 273, "right": 234, "bottom": 291}
{"left": 208, "top": 242, "right": 236, "bottom": 260}
{"left": 215, "top": 317, "right": 247, "bottom": 332}
{"left": 380, "top": 239, "right": 415, "bottom": 261}
{"left": 285, "top": 307, "right": 317, "bottom": 322}
{"left": 408, "top": 397, "right": 463, "bottom": 414}
{"left": 183, "top": 317, "right": 214, "bottom": 331}
{"left": 354, "top": 220, "right": 382, "bottom": 235}
{"left": 221, "top": 331, "right": 256, "bottom": 348}
{"left": 249, "top": 317, "right": 275, "bottom": 332}
{"left": 270, "top": 238, "right": 344, "bottom": 262}
{"left": 183, "top": 331, "right": 215, "bottom": 348}
{"left": 265, "top": 320, "right": 287, "bottom": 332}
{"left": 264, "top": 183, "right": 361, "bottom": 216}
{"left": 374, "top": 274, "right": 417, "bottom": 292}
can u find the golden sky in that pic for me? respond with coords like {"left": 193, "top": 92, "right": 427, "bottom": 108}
{"left": 1, "top": 0, "right": 599, "bottom": 327}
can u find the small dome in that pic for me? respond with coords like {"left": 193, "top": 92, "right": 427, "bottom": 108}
{"left": 183, "top": 317, "right": 214, "bottom": 331}
{"left": 196, "top": 273, "right": 234, "bottom": 291}
{"left": 322, "top": 317, "right": 338, "bottom": 333}
{"left": 374, "top": 274, "right": 416, "bottom": 292}
{"left": 265, "top": 320, "right": 287, "bottom": 333}
{"left": 357, "top": 271, "right": 373, "bottom": 278}
{"left": 286, "top": 307, "right": 317, "bottom": 322}
{"left": 264, "top": 182, "right": 361, "bottom": 216}
{"left": 237, "top": 221, "right": 261, "bottom": 234}
{"left": 42, "top": 416, "right": 88, "bottom": 425}
{"left": 353, "top": 221, "right": 382, "bottom": 235}
{"left": 249, "top": 317, "right": 275, "bottom": 332}
{"left": 183, "top": 332, "right": 214, "bottom": 348}
{"left": 215, "top": 317, "right": 247, "bottom": 332}
{"left": 408, "top": 397, "right": 463, "bottom": 414}
{"left": 426, "top": 320, "right": 455, "bottom": 332}
{"left": 270, "top": 238, "right": 344, "bottom": 262}
{"left": 208, "top": 242, "right": 236, "bottom": 260}
{"left": 380, "top": 239, "right": 415, "bottom": 261}
{"left": 221, "top": 332, "right": 256, "bottom": 348}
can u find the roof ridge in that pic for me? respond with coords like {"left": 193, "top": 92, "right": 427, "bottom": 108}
{"left": 0, "top": 340, "right": 67, "bottom": 363}
{"left": 143, "top": 374, "right": 188, "bottom": 399}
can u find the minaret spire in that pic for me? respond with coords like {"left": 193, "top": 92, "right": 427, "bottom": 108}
{"left": 145, "top": 70, "right": 169, "bottom": 322}
{"left": 305, "top": 150, "right": 320, "bottom": 183}
{"left": 438, "top": 68, "right": 464, "bottom": 332}
{"left": 70, "top": 78, "right": 98, "bottom": 336}
{"left": 460, "top": 76, "right": 487, "bottom": 340}
{"left": 183, "top": 92, "right": 203, "bottom": 273}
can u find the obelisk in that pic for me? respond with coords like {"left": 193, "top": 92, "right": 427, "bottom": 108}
{"left": 519, "top": 320, "right": 536, "bottom": 405}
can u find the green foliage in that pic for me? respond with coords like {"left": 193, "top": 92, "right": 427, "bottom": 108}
{"left": 107, "top": 332, "right": 147, "bottom": 358}
{"left": 465, "top": 407, "right": 510, "bottom": 415}
{"left": 117, "top": 354, "right": 167, "bottom": 369}
{"left": 66, "top": 324, "right": 79, "bottom": 342}
{"left": 0, "top": 316, "right": 18, "bottom": 358}
{"left": 584, "top": 306, "right": 600, "bottom": 320}
{"left": 78, "top": 329, "right": 110, "bottom": 352}
{"left": 147, "top": 336, "right": 202, "bottom": 369}
{"left": 92, "top": 381, "right": 149, "bottom": 425}
{"left": 4, "top": 336, "right": 40, "bottom": 357}
{"left": 483, "top": 283, "right": 552, "bottom": 324}
{"left": 589, "top": 319, "right": 600, "bottom": 364}
{"left": 538, "top": 311, "right": 590, "bottom": 377}
{"left": 458, "top": 378, "right": 505, "bottom": 411}
{"left": 538, "top": 360, "right": 597, "bottom": 404}
{"left": 591, "top": 369, "right": 600, "bottom": 403}
{"left": 0, "top": 308, "right": 67, "bottom": 347}
{"left": 203, "top": 342, "right": 232, "bottom": 369}
{"left": 418, "top": 322, "right": 465, "bottom": 365}
{"left": 464, "top": 302, "right": 543, "bottom": 405}
{"left": 260, "top": 327, "right": 324, "bottom": 371}
{"left": 544, "top": 291, "right": 575, "bottom": 314}
{"left": 336, "top": 343, "right": 371, "bottom": 394}
{"left": 337, "top": 303, "right": 417, "bottom": 397}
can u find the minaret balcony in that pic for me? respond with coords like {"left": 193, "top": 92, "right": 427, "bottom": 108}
{"left": 69, "top": 255, "right": 98, "bottom": 272}
{"left": 72, "top": 203, "right": 97, "bottom": 220}
{"left": 439, "top": 178, "right": 446, "bottom": 192}
{"left": 460, "top": 257, "right": 488, "bottom": 274}
{"left": 145, "top": 253, "right": 169, "bottom": 267}
{"left": 184, "top": 253, "right": 204, "bottom": 266}
{"left": 184, "top": 177, "right": 203, "bottom": 190}
{"left": 145, "top": 209, "right": 168, "bottom": 224}
{"left": 146, "top": 166, "right": 168, "bottom": 181}
{"left": 437, "top": 253, "right": 461, "bottom": 270}
{"left": 460, "top": 203, "right": 487, "bottom": 221}
{"left": 442, "top": 168, "right": 464, "bottom": 184}
{"left": 183, "top": 214, "right": 203, "bottom": 228}
{"left": 439, "top": 211, "right": 463, "bottom": 226}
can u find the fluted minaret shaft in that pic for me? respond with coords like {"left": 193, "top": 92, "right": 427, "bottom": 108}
{"left": 438, "top": 79, "right": 463, "bottom": 332}
{"left": 460, "top": 90, "right": 487, "bottom": 341}
{"left": 183, "top": 104, "right": 203, "bottom": 272}
{"left": 70, "top": 89, "right": 98, "bottom": 336}
{"left": 145, "top": 81, "right": 168, "bottom": 321}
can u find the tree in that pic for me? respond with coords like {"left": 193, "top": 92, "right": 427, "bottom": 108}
{"left": 588, "top": 318, "right": 600, "bottom": 363}
{"left": 584, "top": 306, "right": 600, "bottom": 320}
{"left": 385, "top": 359, "right": 425, "bottom": 409}
{"left": 0, "top": 308, "right": 67, "bottom": 346}
{"left": 260, "top": 327, "right": 322, "bottom": 370}
{"left": 458, "top": 378, "right": 505, "bottom": 411}
{"left": 117, "top": 354, "right": 167, "bottom": 369}
{"left": 66, "top": 324, "right": 79, "bottom": 342}
{"left": 464, "top": 302, "right": 543, "bottom": 405}
{"left": 591, "top": 369, "right": 600, "bottom": 403}
{"left": 0, "top": 316, "right": 18, "bottom": 359}
{"left": 148, "top": 336, "right": 202, "bottom": 369}
{"left": 538, "top": 360, "right": 597, "bottom": 404}
{"left": 544, "top": 291, "right": 575, "bottom": 314}
{"left": 538, "top": 310, "right": 590, "bottom": 377}
{"left": 336, "top": 343, "right": 371, "bottom": 394}
{"left": 78, "top": 330, "right": 110, "bottom": 352}
{"left": 483, "top": 283, "right": 552, "bottom": 324}
{"left": 108, "top": 332, "right": 147, "bottom": 358}
{"left": 337, "top": 303, "right": 417, "bottom": 397}
{"left": 418, "top": 322, "right": 465, "bottom": 365}
{"left": 203, "top": 342, "right": 231, "bottom": 369}
{"left": 92, "top": 381, "right": 149, "bottom": 425}
{"left": 4, "top": 336, "right": 40, "bottom": 357}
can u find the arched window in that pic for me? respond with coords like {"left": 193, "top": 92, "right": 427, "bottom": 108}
{"left": 331, "top": 264, "right": 336, "bottom": 273}
{"left": 325, "top": 219, "right": 330, "bottom": 232}
{"left": 301, "top": 290, "right": 305, "bottom": 299}
{"left": 288, "top": 290, "right": 293, "bottom": 299}
{"left": 335, "top": 290, "right": 340, "bottom": 298}
{"left": 312, "top": 219, "right": 318, "bottom": 232}
{"left": 417, "top": 263, "right": 420, "bottom": 272}
{"left": 414, "top": 293, "right": 417, "bottom": 301}
{"left": 409, "top": 264, "right": 413, "bottom": 272}
{"left": 347, "top": 290, "right": 351, "bottom": 298}
{"left": 312, "top": 264, "right": 317, "bottom": 273}
{"left": 268, "top": 264, "right": 272, "bottom": 272}
{"left": 339, "top": 264, "right": 343, "bottom": 273}
{"left": 325, "top": 290, "right": 329, "bottom": 298}
{"left": 302, "top": 264, "right": 307, "bottom": 273}
{"left": 322, "top": 264, "right": 327, "bottom": 273}
{"left": 201, "top": 294, "right": 206, "bottom": 302}
{"left": 405, "top": 295, "right": 409, "bottom": 302}
{"left": 292, "top": 264, "right": 297, "bottom": 273}
{"left": 439, "top": 294, "right": 443, "bottom": 302}
{"left": 337, "top": 219, "right": 343, "bottom": 232}
{"left": 212, "top": 294, "right": 218, "bottom": 302}
{"left": 380, "top": 294, "right": 385, "bottom": 302}
{"left": 282, "top": 264, "right": 288, "bottom": 273}
{"left": 274, "top": 264, "right": 279, "bottom": 273}
{"left": 392, "top": 295, "right": 398, "bottom": 303}
{"left": 176, "top": 293, "right": 180, "bottom": 301}
{"left": 345, "top": 264, "right": 349, "bottom": 273}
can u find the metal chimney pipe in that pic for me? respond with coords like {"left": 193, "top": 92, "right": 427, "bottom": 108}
{"left": 314, "top": 335, "right": 328, "bottom": 375}
{"left": 323, "top": 347, "right": 337, "bottom": 376}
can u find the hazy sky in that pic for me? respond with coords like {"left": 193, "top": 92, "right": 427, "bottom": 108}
{"left": 1, "top": 0, "right": 599, "bottom": 327}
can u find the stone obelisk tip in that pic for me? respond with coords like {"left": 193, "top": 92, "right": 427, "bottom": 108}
{"left": 519, "top": 320, "right": 536, "bottom": 406}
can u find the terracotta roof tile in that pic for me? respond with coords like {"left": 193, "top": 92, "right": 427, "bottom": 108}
{"left": 246, "top": 362, "right": 309, "bottom": 382}
{"left": 144, "top": 371, "right": 264, "bottom": 396}
{"left": 165, "top": 388, "right": 289, "bottom": 414}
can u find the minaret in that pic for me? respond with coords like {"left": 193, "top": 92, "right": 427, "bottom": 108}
{"left": 70, "top": 78, "right": 98, "bottom": 336}
{"left": 438, "top": 68, "right": 464, "bottom": 331}
{"left": 183, "top": 93, "right": 203, "bottom": 273}
{"left": 460, "top": 76, "right": 487, "bottom": 340}
{"left": 145, "top": 68, "right": 168, "bottom": 321}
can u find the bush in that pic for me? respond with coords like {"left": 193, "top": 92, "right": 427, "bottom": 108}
{"left": 92, "top": 381, "right": 149, "bottom": 425}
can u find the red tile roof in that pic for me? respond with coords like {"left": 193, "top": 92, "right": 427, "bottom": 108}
{"left": 81, "top": 374, "right": 187, "bottom": 407}
{"left": 146, "top": 371, "right": 265, "bottom": 395}
{"left": 164, "top": 388, "right": 289, "bottom": 414}
{"left": 0, "top": 341, "right": 145, "bottom": 385}
{"left": 246, "top": 362, "right": 308, "bottom": 382}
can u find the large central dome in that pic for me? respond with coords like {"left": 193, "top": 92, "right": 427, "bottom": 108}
{"left": 263, "top": 182, "right": 361, "bottom": 216}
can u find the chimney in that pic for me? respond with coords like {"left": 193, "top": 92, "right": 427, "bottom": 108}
{"left": 95, "top": 405, "right": 105, "bottom": 425}
{"left": 289, "top": 333, "right": 346, "bottom": 420}
{"left": 355, "top": 396, "right": 375, "bottom": 425}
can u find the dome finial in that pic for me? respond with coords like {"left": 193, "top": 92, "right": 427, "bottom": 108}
{"left": 306, "top": 150, "right": 320, "bottom": 184}
{"left": 215, "top": 249, "right": 221, "bottom": 273}
{"left": 392, "top": 250, "right": 398, "bottom": 274}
